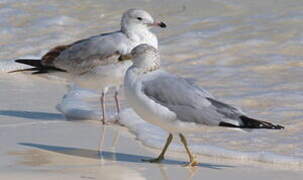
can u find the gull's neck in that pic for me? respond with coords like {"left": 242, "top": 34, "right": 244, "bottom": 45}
{"left": 121, "top": 24, "right": 158, "bottom": 48}
{"left": 132, "top": 56, "right": 160, "bottom": 74}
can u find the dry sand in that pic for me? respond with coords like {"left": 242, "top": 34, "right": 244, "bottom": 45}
{"left": 0, "top": 73, "right": 302, "bottom": 180}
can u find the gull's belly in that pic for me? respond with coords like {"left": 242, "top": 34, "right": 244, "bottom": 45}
{"left": 74, "top": 61, "right": 132, "bottom": 91}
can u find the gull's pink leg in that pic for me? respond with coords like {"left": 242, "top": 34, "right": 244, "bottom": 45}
{"left": 100, "top": 91, "right": 106, "bottom": 124}
{"left": 113, "top": 86, "right": 121, "bottom": 123}
{"left": 114, "top": 91, "right": 120, "bottom": 116}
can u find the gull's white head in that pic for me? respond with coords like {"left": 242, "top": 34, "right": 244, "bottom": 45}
{"left": 121, "top": 9, "right": 166, "bottom": 32}
{"left": 130, "top": 44, "right": 160, "bottom": 72}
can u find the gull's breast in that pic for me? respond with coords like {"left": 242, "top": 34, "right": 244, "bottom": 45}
{"left": 124, "top": 71, "right": 178, "bottom": 132}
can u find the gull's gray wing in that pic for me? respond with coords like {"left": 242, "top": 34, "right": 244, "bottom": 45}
{"left": 48, "top": 31, "right": 130, "bottom": 74}
{"left": 142, "top": 71, "right": 245, "bottom": 126}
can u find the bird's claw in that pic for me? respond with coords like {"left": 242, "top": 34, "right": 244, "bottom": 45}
{"left": 183, "top": 160, "right": 199, "bottom": 167}
{"left": 142, "top": 156, "right": 164, "bottom": 163}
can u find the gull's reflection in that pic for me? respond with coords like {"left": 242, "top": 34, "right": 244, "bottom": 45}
{"left": 158, "top": 164, "right": 169, "bottom": 180}
{"left": 157, "top": 162, "right": 199, "bottom": 180}
{"left": 98, "top": 125, "right": 121, "bottom": 164}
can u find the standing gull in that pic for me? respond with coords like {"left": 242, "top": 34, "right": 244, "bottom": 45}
{"left": 10, "top": 9, "right": 166, "bottom": 124}
{"left": 124, "top": 44, "right": 284, "bottom": 167}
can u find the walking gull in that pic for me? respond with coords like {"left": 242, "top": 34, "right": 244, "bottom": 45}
{"left": 124, "top": 44, "right": 284, "bottom": 167}
{"left": 9, "top": 9, "right": 166, "bottom": 124}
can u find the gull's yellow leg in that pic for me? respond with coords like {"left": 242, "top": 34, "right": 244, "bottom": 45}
{"left": 179, "top": 133, "right": 199, "bottom": 167}
{"left": 142, "top": 133, "right": 173, "bottom": 163}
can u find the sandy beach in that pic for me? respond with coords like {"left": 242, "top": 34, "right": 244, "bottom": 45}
{"left": 1, "top": 0, "right": 303, "bottom": 179}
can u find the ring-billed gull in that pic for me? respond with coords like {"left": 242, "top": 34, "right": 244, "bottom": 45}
{"left": 10, "top": 9, "right": 166, "bottom": 124}
{"left": 124, "top": 44, "right": 284, "bottom": 167}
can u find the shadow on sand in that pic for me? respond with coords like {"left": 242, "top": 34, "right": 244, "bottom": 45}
{"left": 0, "top": 110, "right": 64, "bottom": 120}
{"left": 19, "top": 142, "right": 235, "bottom": 169}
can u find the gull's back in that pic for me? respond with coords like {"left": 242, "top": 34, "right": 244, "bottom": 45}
{"left": 140, "top": 70, "right": 245, "bottom": 127}
{"left": 53, "top": 31, "right": 132, "bottom": 74}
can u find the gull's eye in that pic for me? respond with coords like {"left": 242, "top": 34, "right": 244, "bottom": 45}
{"left": 137, "top": 17, "right": 142, "bottom": 21}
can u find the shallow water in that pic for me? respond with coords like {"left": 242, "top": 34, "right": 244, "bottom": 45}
{"left": 1, "top": 0, "right": 303, "bottom": 166}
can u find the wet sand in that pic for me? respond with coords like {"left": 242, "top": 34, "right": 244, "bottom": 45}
{"left": 1, "top": 0, "right": 303, "bottom": 178}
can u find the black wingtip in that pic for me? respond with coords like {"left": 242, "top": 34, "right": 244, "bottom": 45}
{"left": 219, "top": 116, "right": 284, "bottom": 130}
{"left": 219, "top": 122, "right": 239, "bottom": 128}
{"left": 8, "top": 68, "right": 39, "bottom": 73}
{"left": 12, "top": 59, "right": 66, "bottom": 74}
{"left": 240, "top": 116, "right": 284, "bottom": 130}
{"left": 15, "top": 59, "right": 42, "bottom": 68}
